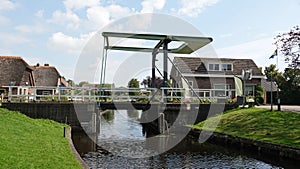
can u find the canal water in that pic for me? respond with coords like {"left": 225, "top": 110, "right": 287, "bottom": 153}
{"left": 81, "top": 110, "right": 297, "bottom": 168}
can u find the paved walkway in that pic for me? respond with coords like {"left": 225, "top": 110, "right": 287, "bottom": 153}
{"left": 256, "top": 105, "right": 300, "bottom": 113}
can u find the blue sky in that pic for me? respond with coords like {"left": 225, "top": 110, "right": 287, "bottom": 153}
{"left": 1, "top": 0, "right": 300, "bottom": 84}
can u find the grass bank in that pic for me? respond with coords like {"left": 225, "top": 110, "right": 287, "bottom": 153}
{"left": 0, "top": 108, "right": 82, "bottom": 169}
{"left": 193, "top": 107, "right": 300, "bottom": 148}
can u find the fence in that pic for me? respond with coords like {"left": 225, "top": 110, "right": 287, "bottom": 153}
{"left": 2, "top": 86, "right": 234, "bottom": 103}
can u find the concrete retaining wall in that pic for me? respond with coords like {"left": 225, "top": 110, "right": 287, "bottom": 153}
{"left": 1, "top": 102, "right": 99, "bottom": 127}
{"left": 191, "top": 129, "right": 300, "bottom": 161}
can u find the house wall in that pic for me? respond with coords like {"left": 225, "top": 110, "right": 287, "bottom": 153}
{"left": 171, "top": 75, "right": 262, "bottom": 99}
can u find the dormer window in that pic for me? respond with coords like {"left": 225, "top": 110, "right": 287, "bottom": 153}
{"left": 209, "top": 64, "right": 219, "bottom": 71}
{"left": 221, "top": 64, "right": 232, "bottom": 71}
{"left": 208, "top": 63, "right": 232, "bottom": 71}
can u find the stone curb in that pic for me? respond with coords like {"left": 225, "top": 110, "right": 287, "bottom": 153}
{"left": 66, "top": 127, "right": 90, "bottom": 169}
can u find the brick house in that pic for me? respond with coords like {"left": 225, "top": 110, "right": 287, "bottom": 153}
{"left": 170, "top": 57, "right": 265, "bottom": 99}
{"left": 0, "top": 56, "right": 35, "bottom": 97}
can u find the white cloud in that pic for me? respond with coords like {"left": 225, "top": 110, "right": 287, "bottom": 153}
{"left": 0, "top": 0, "right": 17, "bottom": 24}
{"left": 48, "top": 10, "right": 80, "bottom": 29}
{"left": 35, "top": 10, "right": 44, "bottom": 18}
{"left": 63, "top": 0, "right": 100, "bottom": 10}
{"left": 107, "top": 4, "right": 132, "bottom": 19}
{"left": 85, "top": 6, "right": 110, "bottom": 30}
{"left": 178, "top": 0, "right": 218, "bottom": 17}
{"left": 0, "top": 15, "right": 9, "bottom": 24}
{"left": 48, "top": 32, "right": 96, "bottom": 54}
{"left": 141, "top": 0, "right": 166, "bottom": 13}
{"left": 0, "top": 0, "right": 17, "bottom": 11}
{"left": 0, "top": 32, "right": 32, "bottom": 55}
{"left": 85, "top": 4, "right": 133, "bottom": 30}
{"left": 15, "top": 24, "right": 46, "bottom": 34}
{"left": 0, "top": 32, "right": 31, "bottom": 46}
{"left": 48, "top": 0, "right": 101, "bottom": 30}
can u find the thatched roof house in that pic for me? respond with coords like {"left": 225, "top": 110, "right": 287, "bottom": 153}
{"left": 0, "top": 56, "right": 35, "bottom": 96}
{"left": 0, "top": 56, "right": 35, "bottom": 87}
{"left": 0, "top": 56, "right": 69, "bottom": 99}
{"left": 33, "top": 64, "right": 68, "bottom": 87}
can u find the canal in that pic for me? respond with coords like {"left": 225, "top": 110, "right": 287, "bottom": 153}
{"left": 80, "top": 110, "right": 298, "bottom": 168}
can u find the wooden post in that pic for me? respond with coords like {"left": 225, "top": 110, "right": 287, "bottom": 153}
{"left": 63, "top": 127, "right": 66, "bottom": 137}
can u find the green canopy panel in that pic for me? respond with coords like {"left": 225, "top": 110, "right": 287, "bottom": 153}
{"left": 102, "top": 32, "right": 213, "bottom": 54}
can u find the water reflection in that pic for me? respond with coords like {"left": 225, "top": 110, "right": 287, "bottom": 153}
{"left": 80, "top": 110, "right": 297, "bottom": 168}
{"left": 101, "top": 110, "right": 114, "bottom": 122}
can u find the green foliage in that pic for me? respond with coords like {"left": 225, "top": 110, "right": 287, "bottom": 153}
{"left": 193, "top": 107, "right": 300, "bottom": 148}
{"left": 67, "top": 79, "right": 76, "bottom": 87}
{"left": 255, "top": 84, "right": 264, "bottom": 105}
{"left": 0, "top": 108, "right": 81, "bottom": 168}
{"left": 101, "top": 110, "right": 114, "bottom": 122}
{"left": 128, "top": 78, "right": 139, "bottom": 88}
{"left": 128, "top": 78, "right": 140, "bottom": 96}
{"left": 98, "top": 84, "right": 114, "bottom": 102}
{"left": 39, "top": 96, "right": 68, "bottom": 102}
{"left": 264, "top": 64, "right": 283, "bottom": 84}
{"left": 78, "top": 81, "right": 89, "bottom": 87}
{"left": 279, "top": 68, "right": 300, "bottom": 104}
{"left": 264, "top": 64, "right": 300, "bottom": 105}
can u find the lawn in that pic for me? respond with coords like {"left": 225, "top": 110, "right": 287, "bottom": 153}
{"left": 0, "top": 108, "right": 82, "bottom": 169}
{"left": 193, "top": 107, "right": 300, "bottom": 148}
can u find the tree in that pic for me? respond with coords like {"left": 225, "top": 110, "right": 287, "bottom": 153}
{"left": 281, "top": 68, "right": 300, "bottom": 90}
{"left": 128, "top": 78, "right": 139, "bottom": 96}
{"left": 279, "top": 68, "right": 300, "bottom": 104}
{"left": 274, "top": 26, "right": 300, "bottom": 68}
{"left": 264, "top": 64, "right": 284, "bottom": 85}
{"left": 263, "top": 65, "right": 300, "bottom": 105}
{"left": 78, "top": 81, "right": 89, "bottom": 87}
{"left": 128, "top": 78, "right": 139, "bottom": 88}
{"left": 67, "top": 79, "right": 75, "bottom": 87}
{"left": 255, "top": 84, "right": 264, "bottom": 105}
{"left": 140, "top": 76, "right": 163, "bottom": 88}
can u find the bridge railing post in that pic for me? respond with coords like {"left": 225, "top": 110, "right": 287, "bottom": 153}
{"left": 82, "top": 88, "right": 85, "bottom": 102}
{"left": 58, "top": 87, "right": 61, "bottom": 102}
{"left": 88, "top": 89, "right": 91, "bottom": 102}
{"left": 8, "top": 86, "right": 12, "bottom": 102}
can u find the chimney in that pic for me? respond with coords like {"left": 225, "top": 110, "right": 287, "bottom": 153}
{"left": 44, "top": 63, "right": 49, "bottom": 66}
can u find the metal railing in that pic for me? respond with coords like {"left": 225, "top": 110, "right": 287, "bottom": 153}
{"left": 2, "top": 86, "right": 234, "bottom": 103}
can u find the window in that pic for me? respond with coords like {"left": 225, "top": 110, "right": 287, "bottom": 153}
{"left": 221, "top": 64, "right": 232, "bottom": 71}
{"left": 209, "top": 64, "right": 219, "bottom": 71}
{"left": 245, "top": 85, "right": 255, "bottom": 96}
{"left": 214, "top": 84, "right": 231, "bottom": 97}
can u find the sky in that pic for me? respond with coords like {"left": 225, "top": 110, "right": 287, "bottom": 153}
{"left": 1, "top": 0, "right": 300, "bottom": 85}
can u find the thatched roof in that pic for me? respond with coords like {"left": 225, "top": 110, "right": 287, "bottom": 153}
{"left": 0, "top": 56, "right": 34, "bottom": 87}
{"left": 172, "top": 57, "right": 264, "bottom": 76}
{"left": 33, "top": 64, "right": 68, "bottom": 87}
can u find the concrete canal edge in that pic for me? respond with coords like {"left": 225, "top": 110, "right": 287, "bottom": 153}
{"left": 66, "top": 127, "right": 90, "bottom": 169}
{"left": 191, "top": 129, "right": 300, "bottom": 161}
